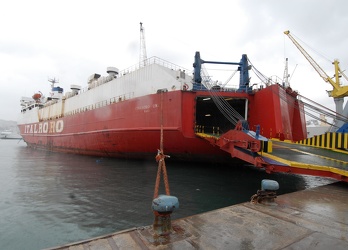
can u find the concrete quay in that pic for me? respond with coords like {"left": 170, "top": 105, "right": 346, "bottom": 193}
{"left": 46, "top": 182, "right": 348, "bottom": 250}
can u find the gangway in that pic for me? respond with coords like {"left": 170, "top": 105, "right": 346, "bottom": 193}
{"left": 196, "top": 128, "right": 348, "bottom": 182}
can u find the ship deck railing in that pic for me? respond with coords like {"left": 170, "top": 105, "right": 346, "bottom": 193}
{"left": 75, "top": 57, "right": 191, "bottom": 95}
{"left": 195, "top": 124, "right": 223, "bottom": 137}
{"left": 38, "top": 92, "right": 135, "bottom": 121}
{"left": 63, "top": 92, "right": 135, "bottom": 117}
{"left": 122, "top": 56, "right": 191, "bottom": 76}
{"left": 21, "top": 103, "right": 45, "bottom": 112}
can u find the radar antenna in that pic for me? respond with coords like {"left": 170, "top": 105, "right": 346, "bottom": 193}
{"left": 48, "top": 77, "right": 59, "bottom": 88}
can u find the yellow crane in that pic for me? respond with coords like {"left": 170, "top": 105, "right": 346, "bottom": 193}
{"left": 284, "top": 30, "right": 348, "bottom": 132}
{"left": 284, "top": 30, "right": 348, "bottom": 99}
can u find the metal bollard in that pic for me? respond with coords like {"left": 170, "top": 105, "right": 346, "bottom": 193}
{"left": 152, "top": 195, "right": 179, "bottom": 236}
{"left": 251, "top": 179, "right": 279, "bottom": 205}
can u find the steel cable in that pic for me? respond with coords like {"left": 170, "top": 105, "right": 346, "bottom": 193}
{"left": 249, "top": 57, "right": 347, "bottom": 123}
{"left": 201, "top": 66, "right": 245, "bottom": 126}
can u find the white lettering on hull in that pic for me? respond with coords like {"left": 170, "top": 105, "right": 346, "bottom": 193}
{"left": 135, "top": 103, "right": 159, "bottom": 113}
{"left": 23, "top": 120, "right": 64, "bottom": 134}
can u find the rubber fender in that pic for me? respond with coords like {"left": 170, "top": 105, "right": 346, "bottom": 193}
{"left": 261, "top": 179, "right": 279, "bottom": 191}
{"left": 152, "top": 195, "right": 179, "bottom": 213}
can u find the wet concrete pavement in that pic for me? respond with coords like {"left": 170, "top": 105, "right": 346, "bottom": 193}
{"left": 46, "top": 182, "right": 348, "bottom": 250}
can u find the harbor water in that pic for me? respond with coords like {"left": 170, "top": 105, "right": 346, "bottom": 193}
{"left": 0, "top": 140, "right": 334, "bottom": 250}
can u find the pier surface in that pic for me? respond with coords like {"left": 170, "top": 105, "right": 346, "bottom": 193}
{"left": 47, "top": 182, "right": 348, "bottom": 250}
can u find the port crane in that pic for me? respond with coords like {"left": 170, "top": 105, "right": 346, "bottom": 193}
{"left": 284, "top": 30, "right": 348, "bottom": 131}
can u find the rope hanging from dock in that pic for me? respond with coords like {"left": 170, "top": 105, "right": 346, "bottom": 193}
{"left": 154, "top": 150, "right": 170, "bottom": 199}
{"left": 153, "top": 91, "right": 170, "bottom": 199}
{"left": 151, "top": 91, "right": 178, "bottom": 237}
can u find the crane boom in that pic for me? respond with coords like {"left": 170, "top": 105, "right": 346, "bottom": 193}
{"left": 284, "top": 30, "right": 348, "bottom": 98}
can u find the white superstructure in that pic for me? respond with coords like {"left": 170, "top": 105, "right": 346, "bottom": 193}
{"left": 18, "top": 57, "right": 192, "bottom": 125}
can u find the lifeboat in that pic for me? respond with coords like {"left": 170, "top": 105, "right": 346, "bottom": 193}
{"left": 32, "top": 92, "right": 42, "bottom": 101}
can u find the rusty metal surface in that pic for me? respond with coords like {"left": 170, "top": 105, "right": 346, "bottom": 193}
{"left": 46, "top": 182, "right": 348, "bottom": 250}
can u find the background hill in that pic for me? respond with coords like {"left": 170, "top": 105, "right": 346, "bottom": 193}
{"left": 0, "top": 119, "right": 19, "bottom": 133}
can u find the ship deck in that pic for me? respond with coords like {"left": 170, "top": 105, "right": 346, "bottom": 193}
{"left": 45, "top": 182, "right": 348, "bottom": 249}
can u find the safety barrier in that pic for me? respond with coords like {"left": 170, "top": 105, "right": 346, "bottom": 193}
{"left": 296, "top": 132, "right": 348, "bottom": 150}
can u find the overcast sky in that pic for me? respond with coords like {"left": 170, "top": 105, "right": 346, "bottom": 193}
{"left": 1, "top": 0, "right": 347, "bottom": 121}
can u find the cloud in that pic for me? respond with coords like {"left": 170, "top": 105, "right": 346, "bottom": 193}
{"left": 1, "top": 0, "right": 347, "bottom": 121}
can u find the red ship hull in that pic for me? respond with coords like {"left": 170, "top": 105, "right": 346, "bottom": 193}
{"left": 18, "top": 85, "right": 306, "bottom": 162}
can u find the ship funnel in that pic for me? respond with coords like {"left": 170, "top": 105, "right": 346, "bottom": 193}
{"left": 107, "top": 67, "right": 119, "bottom": 78}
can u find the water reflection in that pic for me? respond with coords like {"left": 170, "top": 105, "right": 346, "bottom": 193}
{"left": 1, "top": 140, "right": 335, "bottom": 249}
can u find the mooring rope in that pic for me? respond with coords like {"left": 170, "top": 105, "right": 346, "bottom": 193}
{"left": 153, "top": 91, "right": 170, "bottom": 199}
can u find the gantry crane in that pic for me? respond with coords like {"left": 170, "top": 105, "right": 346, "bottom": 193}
{"left": 284, "top": 30, "right": 348, "bottom": 131}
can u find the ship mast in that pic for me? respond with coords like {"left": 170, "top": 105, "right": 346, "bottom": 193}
{"left": 282, "top": 58, "right": 290, "bottom": 88}
{"left": 48, "top": 77, "right": 59, "bottom": 88}
{"left": 139, "top": 22, "right": 147, "bottom": 67}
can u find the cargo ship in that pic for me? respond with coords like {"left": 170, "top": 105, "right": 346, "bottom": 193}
{"left": 17, "top": 51, "right": 307, "bottom": 163}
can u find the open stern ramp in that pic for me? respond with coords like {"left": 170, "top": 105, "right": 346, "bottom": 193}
{"left": 262, "top": 140, "right": 348, "bottom": 182}
{"left": 197, "top": 130, "right": 348, "bottom": 182}
{"left": 196, "top": 124, "right": 272, "bottom": 168}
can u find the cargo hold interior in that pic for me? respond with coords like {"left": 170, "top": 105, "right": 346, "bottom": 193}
{"left": 195, "top": 96, "right": 247, "bottom": 135}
